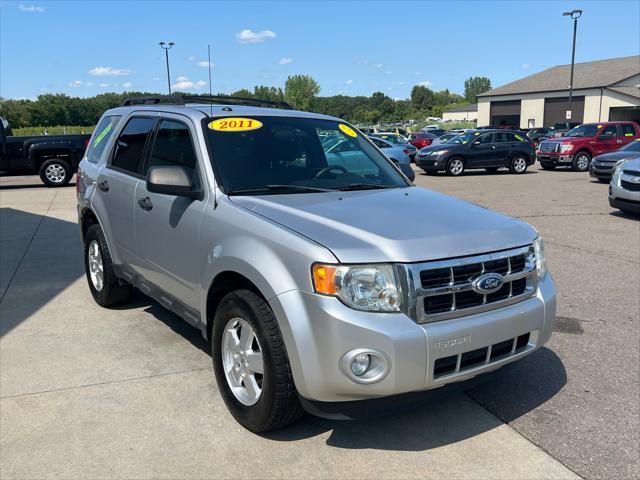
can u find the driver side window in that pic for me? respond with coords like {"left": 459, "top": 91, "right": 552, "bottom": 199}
{"left": 476, "top": 133, "right": 494, "bottom": 144}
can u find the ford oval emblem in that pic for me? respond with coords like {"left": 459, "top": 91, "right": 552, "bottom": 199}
{"left": 472, "top": 272, "right": 504, "bottom": 294}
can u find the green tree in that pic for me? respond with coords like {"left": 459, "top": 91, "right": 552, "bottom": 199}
{"left": 410, "top": 85, "right": 435, "bottom": 111}
{"left": 464, "top": 76, "right": 491, "bottom": 103}
{"left": 253, "top": 86, "right": 285, "bottom": 102}
{"left": 284, "top": 75, "right": 320, "bottom": 111}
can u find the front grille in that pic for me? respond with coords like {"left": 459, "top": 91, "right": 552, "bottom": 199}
{"left": 623, "top": 169, "right": 640, "bottom": 176}
{"left": 592, "top": 162, "right": 615, "bottom": 171}
{"left": 410, "top": 245, "right": 537, "bottom": 322}
{"left": 433, "top": 332, "right": 532, "bottom": 379}
{"left": 621, "top": 180, "right": 640, "bottom": 192}
{"left": 540, "top": 142, "right": 559, "bottom": 153}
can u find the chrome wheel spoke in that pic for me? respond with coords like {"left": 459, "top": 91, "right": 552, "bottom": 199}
{"left": 239, "top": 324, "right": 255, "bottom": 351}
{"left": 245, "top": 351, "right": 264, "bottom": 375}
{"left": 243, "top": 375, "right": 261, "bottom": 401}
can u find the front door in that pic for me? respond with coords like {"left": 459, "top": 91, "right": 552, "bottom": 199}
{"left": 593, "top": 124, "right": 620, "bottom": 156}
{"left": 467, "top": 132, "right": 495, "bottom": 167}
{"left": 134, "top": 117, "right": 208, "bottom": 311}
{"left": 94, "top": 116, "right": 155, "bottom": 267}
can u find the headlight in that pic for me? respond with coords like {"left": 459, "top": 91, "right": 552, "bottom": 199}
{"left": 533, "top": 236, "right": 546, "bottom": 279}
{"left": 312, "top": 264, "right": 401, "bottom": 312}
{"left": 560, "top": 143, "right": 574, "bottom": 153}
{"left": 430, "top": 149, "right": 448, "bottom": 156}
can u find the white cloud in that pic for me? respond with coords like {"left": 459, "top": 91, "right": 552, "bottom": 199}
{"left": 197, "top": 61, "right": 213, "bottom": 68}
{"left": 123, "top": 82, "right": 133, "bottom": 88}
{"left": 236, "top": 29, "right": 277, "bottom": 44}
{"left": 278, "top": 58, "right": 293, "bottom": 65}
{"left": 152, "top": 76, "right": 161, "bottom": 81}
{"left": 385, "top": 70, "right": 392, "bottom": 75}
{"left": 187, "top": 55, "right": 196, "bottom": 62}
{"left": 68, "top": 80, "right": 90, "bottom": 88}
{"left": 19, "top": 4, "right": 45, "bottom": 12}
{"left": 99, "top": 83, "right": 109, "bottom": 88}
{"left": 88, "top": 66, "right": 131, "bottom": 76}
{"left": 415, "top": 72, "right": 421, "bottom": 76}
{"left": 522, "top": 63, "right": 530, "bottom": 69}
{"left": 418, "top": 80, "right": 432, "bottom": 87}
{"left": 345, "top": 79, "right": 354, "bottom": 85}
{"left": 371, "top": 63, "right": 383, "bottom": 68}
{"left": 172, "top": 76, "right": 207, "bottom": 90}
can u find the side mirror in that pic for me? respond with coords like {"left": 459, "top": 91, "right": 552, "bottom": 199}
{"left": 147, "top": 165, "right": 201, "bottom": 199}
{"left": 599, "top": 132, "right": 613, "bottom": 140}
{"left": 397, "top": 163, "right": 416, "bottom": 182}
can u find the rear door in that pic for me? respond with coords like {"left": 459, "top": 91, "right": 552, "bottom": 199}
{"left": 95, "top": 116, "right": 155, "bottom": 268}
{"left": 491, "top": 132, "right": 515, "bottom": 166}
{"left": 619, "top": 123, "right": 639, "bottom": 148}
{"left": 134, "top": 116, "right": 208, "bottom": 311}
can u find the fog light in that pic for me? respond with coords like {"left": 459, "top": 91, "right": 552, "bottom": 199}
{"left": 434, "top": 161, "right": 439, "bottom": 166}
{"left": 340, "top": 348, "right": 391, "bottom": 384}
{"left": 351, "top": 354, "right": 370, "bottom": 376}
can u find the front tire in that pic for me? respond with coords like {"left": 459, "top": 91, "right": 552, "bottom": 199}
{"left": 84, "top": 224, "right": 131, "bottom": 307}
{"left": 509, "top": 155, "right": 528, "bottom": 174}
{"left": 212, "top": 289, "right": 304, "bottom": 432}
{"left": 39, "top": 158, "right": 72, "bottom": 187}
{"left": 446, "top": 157, "right": 465, "bottom": 176}
{"left": 572, "top": 151, "right": 591, "bottom": 172}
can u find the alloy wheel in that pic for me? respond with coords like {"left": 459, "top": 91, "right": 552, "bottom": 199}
{"left": 221, "top": 318, "right": 264, "bottom": 406}
{"left": 45, "top": 164, "right": 67, "bottom": 184}
{"left": 88, "top": 240, "right": 104, "bottom": 291}
{"left": 449, "top": 159, "right": 464, "bottom": 175}
{"left": 513, "top": 156, "right": 527, "bottom": 173}
{"left": 576, "top": 154, "right": 590, "bottom": 171}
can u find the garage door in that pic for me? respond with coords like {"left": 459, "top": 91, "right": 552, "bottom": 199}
{"left": 490, "top": 100, "right": 521, "bottom": 127}
{"left": 543, "top": 96, "right": 584, "bottom": 127}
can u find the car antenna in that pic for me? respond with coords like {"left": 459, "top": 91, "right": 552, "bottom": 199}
{"left": 207, "top": 44, "right": 213, "bottom": 117}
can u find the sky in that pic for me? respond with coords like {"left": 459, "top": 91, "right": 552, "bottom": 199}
{"left": 1, "top": 0, "right": 639, "bottom": 100}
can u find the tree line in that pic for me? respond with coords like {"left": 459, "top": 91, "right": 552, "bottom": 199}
{"left": 0, "top": 75, "right": 490, "bottom": 129}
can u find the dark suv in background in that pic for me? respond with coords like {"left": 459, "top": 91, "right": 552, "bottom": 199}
{"left": 416, "top": 130, "right": 535, "bottom": 176}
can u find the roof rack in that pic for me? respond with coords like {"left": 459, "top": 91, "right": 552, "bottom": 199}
{"left": 120, "top": 95, "right": 185, "bottom": 106}
{"left": 183, "top": 95, "right": 293, "bottom": 110}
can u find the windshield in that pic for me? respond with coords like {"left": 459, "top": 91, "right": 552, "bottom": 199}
{"left": 204, "top": 116, "right": 410, "bottom": 194}
{"left": 622, "top": 140, "right": 640, "bottom": 152}
{"left": 446, "top": 131, "right": 481, "bottom": 144}
{"left": 565, "top": 124, "right": 599, "bottom": 137}
{"left": 376, "top": 133, "right": 405, "bottom": 144}
{"left": 440, "top": 133, "right": 459, "bottom": 143}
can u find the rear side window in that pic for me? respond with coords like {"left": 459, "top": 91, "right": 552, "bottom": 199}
{"left": 110, "top": 117, "right": 155, "bottom": 175}
{"left": 87, "top": 115, "right": 121, "bottom": 164}
{"left": 599, "top": 125, "right": 618, "bottom": 137}
{"left": 621, "top": 124, "right": 637, "bottom": 137}
{"left": 148, "top": 120, "right": 197, "bottom": 178}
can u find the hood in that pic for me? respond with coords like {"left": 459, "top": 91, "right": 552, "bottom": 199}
{"left": 229, "top": 187, "right": 537, "bottom": 263}
{"left": 594, "top": 150, "right": 638, "bottom": 162}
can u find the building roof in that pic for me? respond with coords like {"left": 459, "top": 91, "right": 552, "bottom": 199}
{"left": 443, "top": 103, "right": 477, "bottom": 113}
{"left": 478, "top": 55, "right": 640, "bottom": 98}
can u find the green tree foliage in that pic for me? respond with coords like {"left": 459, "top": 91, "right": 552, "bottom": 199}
{"left": 464, "top": 76, "right": 491, "bottom": 103}
{"left": 0, "top": 74, "right": 472, "bottom": 129}
{"left": 284, "top": 75, "right": 320, "bottom": 111}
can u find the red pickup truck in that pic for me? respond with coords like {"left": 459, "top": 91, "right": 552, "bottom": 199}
{"left": 537, "top": 121, "right": 640, "bottom": 171}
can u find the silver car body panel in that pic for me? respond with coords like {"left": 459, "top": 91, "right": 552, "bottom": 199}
{"left": 78, "top": 102, "right": 556, "bottom": 404}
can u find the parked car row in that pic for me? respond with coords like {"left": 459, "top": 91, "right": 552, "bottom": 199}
{"left": 608, "top": 155, "right": 640, "bottom": 215}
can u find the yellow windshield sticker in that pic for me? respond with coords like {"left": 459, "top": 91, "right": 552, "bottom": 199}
{"left": 93, "top": 122, "right": 112, "bottom": 147}
{"left": 339, "top": 124, "right": 357, "bottom": 137}
{"left": 474, "top": 132, "right": 480, "bottom": 135}
{"left": 624, "top": 133, "right": 633, "bottom": 136}
{"left": 597, "top": 124, "right": 603, "bottom": 129}
{"left": 462, "top": 140, "right": 468, "bottom": 144}
{"left": 208, "top": 118, "right": 263, "bottom": 132}
{"left": 515, "top": 134, "right": 524, "bottom": 141}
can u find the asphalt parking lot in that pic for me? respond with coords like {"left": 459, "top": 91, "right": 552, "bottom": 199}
{"left": 1, "top": 164, "right": 638, "bottom": 479}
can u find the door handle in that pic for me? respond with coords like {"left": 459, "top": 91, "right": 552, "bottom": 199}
{"left": 137, "top": 196, "right": 153, "bottom": 211}
{"left": 491, "top": 145, "right": 496, "bottom": 149}
{"left": 97, "top": 179, "right": 109, "bottom": 192}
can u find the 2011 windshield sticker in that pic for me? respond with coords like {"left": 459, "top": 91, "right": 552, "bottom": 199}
{"left": 208, "top": 118, "right": 263, "bottom": 132}
{"left": 93, "top": 122, "right": 112, "bottom": 147}
{"left": 339, "top": 124, "right": 357, "bottom": 137}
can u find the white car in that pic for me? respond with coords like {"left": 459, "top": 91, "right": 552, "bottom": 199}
{"left": 609, "top": 156, "right": 640, "bottom": 215}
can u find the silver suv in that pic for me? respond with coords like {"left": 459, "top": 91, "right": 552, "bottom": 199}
{"left": 77, "top": 96, "right": 557, "bottom": 432}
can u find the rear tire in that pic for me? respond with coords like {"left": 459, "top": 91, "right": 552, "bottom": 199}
{"left": 39, "top": 158, "right": 72, "bottom": 187}
{"left": 446, "top": 157, "right": 465, "bottom": 176}
{"left": 84, "top": 224, "right": 131, "bottom": 307}
{"left": 540, "top": 162, "right": 556, "bottom": 170}
{"left": 572, "top": 151, "right": 591, "bottom": 172}
{"left": 212, "top": 289, "right": 304, "bottom": 432}
{"left": 509, "top": 155, "right": 528, "bottom": 174}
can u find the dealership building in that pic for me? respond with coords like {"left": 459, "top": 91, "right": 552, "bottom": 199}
{"left": 442, "top": 103, "right": 478, "bottom": 122}
{"left": 477, "top": 55, "right": 640, "bottom": 128}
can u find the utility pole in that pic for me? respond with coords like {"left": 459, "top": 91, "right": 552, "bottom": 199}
{"left": 159, "top": 42, "right": 175, "bottom": 94}
{"left": 562, "top": 10, "right": 582, "bottom": 120}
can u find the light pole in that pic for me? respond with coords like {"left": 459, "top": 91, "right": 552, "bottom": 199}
{"left": 159, "top": 41, "right": 175, "bottom": 95}
{"left": 562, "top": 9, "right": 582, "bottom": 120}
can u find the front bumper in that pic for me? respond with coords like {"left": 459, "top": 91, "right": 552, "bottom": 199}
{"left": 415, "top": 156, "right": 445, "bottom": 171}
{"left": 537, "top": 153, "right": 573, "bottom": 165}
{"left": 270, "top": 273, "right": 556, "bottom": 403}
{"left": 590, "top": 163, "right": 616, "bottom": 179}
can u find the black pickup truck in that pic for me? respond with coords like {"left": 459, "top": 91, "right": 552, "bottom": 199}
{"left": 1, "top": 117, "right": 90, "bottom": 186}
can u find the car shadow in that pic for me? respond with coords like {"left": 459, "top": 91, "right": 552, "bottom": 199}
{"left": 0, "top": 207, "right": 83, "bottom": 336}
{"left": 609, "top": 210, "right": 640, "bottom": 220}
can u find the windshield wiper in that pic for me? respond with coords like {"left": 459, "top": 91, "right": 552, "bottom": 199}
{"left": 227, "top": 184, "right": 333, "bottom": 195}
{"left": 338, "top": 183, "right": 394, "bottom": 191}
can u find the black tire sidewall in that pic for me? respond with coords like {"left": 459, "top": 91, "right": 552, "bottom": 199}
{"left": 84, "top": 224, "right": 129, "bottom": 307}
{"left": 39, "top": 158, "right": 72, "bottom": 187}
{"left": 211, "top": 291, "right": 281, "bottom": 432}
{"left": 573, "top": 151, "right": 591, "bottom": 172}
